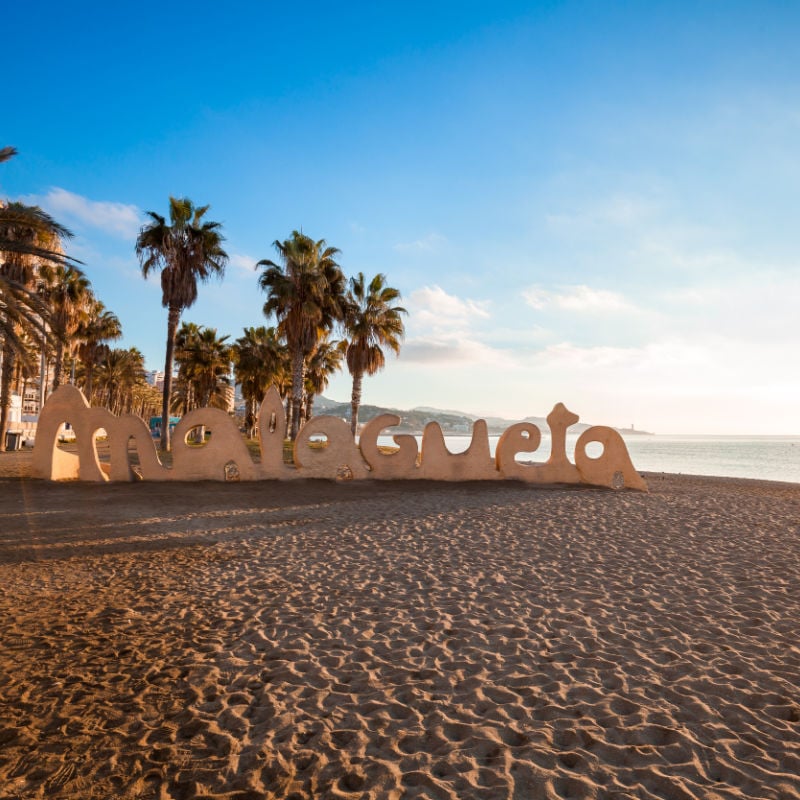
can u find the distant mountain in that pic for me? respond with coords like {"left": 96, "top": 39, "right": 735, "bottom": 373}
{"left": 313, "top": 395, "right": 349, "bottom": 412}
{"left": 314, "top": 396, "right": 653, "bottom": 436}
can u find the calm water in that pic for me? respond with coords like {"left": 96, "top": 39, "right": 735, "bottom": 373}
{"left": 377, "top": 433, "right": 800, "bottom": 484}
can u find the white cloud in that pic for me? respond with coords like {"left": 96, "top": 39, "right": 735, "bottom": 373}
{"left": 401, "top": 337, "right": 505, "bottom": 365}
{"left": 524, "top": 284, "right": 638, "bottom": 313}
{"left": 29, "top": 187, "right": 143, "bottom": 240}
{"left": 399, "top": 285, "right": 502, "bottom": 366}
{"left": 228, "top": 252, "right": 258, "bottom": 274}
{"left": 408, "top": 285, "right": 490, "bottom": 331}
{"left": 393, "top": 232, "right": 447, "bottom": 252}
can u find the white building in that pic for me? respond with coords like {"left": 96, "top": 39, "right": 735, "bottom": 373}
{"left": 222, "top": 384, "right": 235, "bottom": 414}
{"left": 145, "top": 370, "right": 165, "bottom": 391}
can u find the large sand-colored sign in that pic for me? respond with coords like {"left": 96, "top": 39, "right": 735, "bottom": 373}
{"left": 32, "top": 385, "right": 648, "bottom": 490}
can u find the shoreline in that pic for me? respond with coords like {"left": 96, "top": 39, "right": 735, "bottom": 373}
{"left": 1, "top": 466, "right": 799, "bottom": 798}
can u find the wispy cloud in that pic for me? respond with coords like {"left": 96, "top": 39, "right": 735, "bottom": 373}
{"left": 26, "top": 187, "right": 143, "bottom": 240}
{"left": 400, "top": 285, "right": 503, "bottom": 366}
{"left": 228, "top": 252, "right": 259, "bottom": 274}
{"left": 393, "top": 232, "right": 447, "bottom": 253}
{"left": 401, "top": 337, "right": 506, "bottom": 365}
{"left": 408, "top": 285, "right": 490, "bottom": 331}
{"left": 545, "top": 192, "right": 659, "bottom": 233}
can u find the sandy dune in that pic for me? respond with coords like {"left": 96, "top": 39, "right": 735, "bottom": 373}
{"left": 1, "top": 459, "right": 799, "bottom": 799}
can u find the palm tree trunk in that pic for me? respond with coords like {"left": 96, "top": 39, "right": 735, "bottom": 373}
{"left": 52, "top": 341, "right": 65, "bottom": 391}
{"left": 290, "top": 346, "right": 305, "bottom": 440}
{"left": 299, "top": 396, "right": 307, "bottom": 428}
{"left": 161, "top": 304, "right": 181, "bottom": 452}
{"left": 284, "top": 395, "right": 292, "bottom": 439}
{"left": 0, "top": 345, "right": 16, "bottom": 453}
{"left": 306, "top": 393, "right": 315, "bottom": 421}
{"left": 196, "top": 385, "right": 213, "bottom": 443}
{"left": 12, "top": 358, "right": 23, "bottom": 395}
{"left": 39, "top": 336, "right": 47, "bottom": 411}
{"left": 350, "top": 369, "right": 364, "bottom": 438}
{"left": 246, "top": 396, "right": 257, "bottom": 439}
{"left": 85, "top": 363, "right": 94, "bottom": 404}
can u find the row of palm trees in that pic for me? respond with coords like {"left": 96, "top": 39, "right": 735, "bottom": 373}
{"left": 1, "top": 147, "right": 159, "bottom": 450}
{"left": 2, "top": 150, "right": 407, "bottom": 453}
{"left": 257, "top": 233, "right": 406, "bottom": 440}
{"left": 136, "top": 197, "right": 407, "bottom": 451}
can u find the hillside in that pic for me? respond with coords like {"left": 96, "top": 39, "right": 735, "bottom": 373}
{"left": 313, "top": 396, "right": 653, "bottom": 436}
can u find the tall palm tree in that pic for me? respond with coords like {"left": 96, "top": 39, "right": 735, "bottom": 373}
{"left": 304, "top": 334, "right": 345, "bottom": 423}
{"left": 136, "top": 197, "right": 227, "bottom": 452}
{"left": 0, "top": 276, "right": 51, "bottom": 440}
{"left": 1, "top": 270, "right": 53, "bottom": 452}
{"left": 172, "top": 322, "right": 203, "bottom": 414}
{"left": 232, "top": 325, "right": 288, "bottom": 438}
{"left": 0, "top": 275, "right": 50, "bottom": 369}
{"left": 257, "top": 231, "right": 346, "bottom": 440}
{"left": 75, "top": 299, "right": 122, "bottom": 403}
{"left": 1, "top": 148, "right": 75, "bottom": 449}
{"left": 344, "top": 272, "right": 406, "bottom": 437}
{"left": 37, "top": 263, "right": 93, "bottom": 390}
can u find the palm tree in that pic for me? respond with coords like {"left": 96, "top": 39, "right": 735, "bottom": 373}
{"left": 0, "top": 275, "right": 51, "bottom": 442}
{"left": 75, "top": 299, "right": 122, "bottom": 403}
{"left": 232, "top": 325, "right": 288, "bottom": 438}
{"left": 344, "top": 272, "right": 406, "bottom": 437}
{"left": 0, "top": 203, "right": 76, "bottom": 271}
{"left": 174, "top": 324, "right": 231, "bottom": 410}
{"left": 1, "top": 272, "right": 53, "bottom": 452}
{"left": 1, "top": 148, "right": 75, "bottom": 449}
{"left": 129, "top": 381, "right": 162, "bottom": 420}
{"left": 304, "top": 334, "right": 345, "bottom": 423}
{"left": 136, "top": 197, "right": 227, "bottom": 452}
{"left": 94, "top": 347, "right": 147, "bottom": 416}
{"left": 0, "top": 275, "right": 51, "bottom": 369}
{"left": 37, "top": 263, "right": 93, "bottom": 390}
{"left": 172, "top": 322, "right": 203, "bottom": 414}
{"left": 257, "top": 231, "right": 346, "bottom": 439}
{"left": 0, "top": 148, "right": 76, "bottom": 272}
{"left": 174, "top": 324, "right": 231, "bottom": 443}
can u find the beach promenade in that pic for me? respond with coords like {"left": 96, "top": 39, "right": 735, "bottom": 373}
{"left": 1, "top": 455, "right": 799, "bottom": 799}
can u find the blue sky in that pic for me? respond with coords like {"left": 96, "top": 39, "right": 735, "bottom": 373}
{"left": 4, "top": 1, "right": 799, "bottom": 433}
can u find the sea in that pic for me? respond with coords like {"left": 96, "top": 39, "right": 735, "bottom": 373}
{"left": 376, "top": 433, "right": 800, "bottom": 485}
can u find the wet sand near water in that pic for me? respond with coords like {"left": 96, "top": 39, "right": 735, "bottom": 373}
{"left": 1, "top": 455, "right": 799, "bottom": 799}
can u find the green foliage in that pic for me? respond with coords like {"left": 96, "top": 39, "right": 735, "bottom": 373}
{"left": 136, "top": 196, "right": 227, "bottom": 451}
{"left": 343, "top": 271, "right": 407, "bottom": 435}
{"left": 173, "top": 323, "right": 232, "bottom": 413}
{"left": 257, "top": 230, "right": 347, "bottom": 439}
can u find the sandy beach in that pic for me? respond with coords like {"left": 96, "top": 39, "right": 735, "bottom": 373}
{"left": 1, "top": 453, "right": 799, "bottom": 799}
